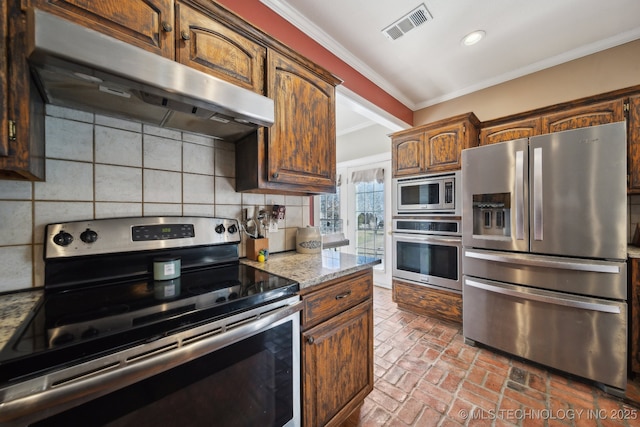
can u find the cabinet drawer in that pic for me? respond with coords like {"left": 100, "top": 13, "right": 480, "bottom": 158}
{"left": 393, "top": 280, "right": 462, "bottom": 323}
{"left": 302, "top": 271, "right": 372, "bottom": 329}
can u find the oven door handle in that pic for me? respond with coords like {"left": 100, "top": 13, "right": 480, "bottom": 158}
{"left": 0, "top": 298, "right": 303, "bottom": 426}
{"left": 465, "top": 279, "right": 621, "bottom": 314}
{"left": 393, "top": 233, "right": 461, "bottom": 245}
{"left": 464, "top": 249, "right": 621, "bottom": 274}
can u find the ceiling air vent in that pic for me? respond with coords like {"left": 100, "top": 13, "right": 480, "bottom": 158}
{"left": 382, "top": 4, "right": 432, "bottom": 41}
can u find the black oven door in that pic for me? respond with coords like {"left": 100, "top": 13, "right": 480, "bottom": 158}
{"left": 31, "top": 311, "right": 300, "bottom": 427}
{"left": 392, "top": 233, "right": 462, "bottom": 292}
{"left": 1, "top": 299, "right": 301, "bottom": 427}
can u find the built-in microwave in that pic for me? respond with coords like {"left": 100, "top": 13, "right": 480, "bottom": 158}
{"left": 393, "top": 171, "right": 461, "bottom": 216}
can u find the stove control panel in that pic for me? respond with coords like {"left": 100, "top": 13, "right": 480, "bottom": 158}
{"left": 45, "top": 216, "right": 241, "bottom": 259}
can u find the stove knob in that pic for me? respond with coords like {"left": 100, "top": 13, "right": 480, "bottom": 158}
{"left": 53, "top": 231, "right": 74, "bottom": 247}
{"left": 80, "top": 228, "right": 98, "bottom": 243}
{"left": 227, "top": 224, "right": 238, "bottom": 234}
{"left": 215, "top": 224, "right": 226, "bottom": 234}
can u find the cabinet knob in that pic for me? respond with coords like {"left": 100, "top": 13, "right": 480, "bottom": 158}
{"left": 161, "top": 21, "right": 173, "bottom": 33}
{"left": 307, "top": 336, "right": 314, "bottom": 344}
{"left": 272, "top": 172, "right": 279, "bottom": 179}
{"left": 181, "top": 31, "right": 191, "bottom": 41}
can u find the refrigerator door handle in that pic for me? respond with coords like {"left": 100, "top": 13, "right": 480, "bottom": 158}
{"left": 465, "top": 279, "right": 621, "bottom": 314}
{"left": 464, "top": 249, "right": 621, "bottom": 274}
{"left": 515, "top": 150, "right": 525, "bottom": 240}
{"left": 533, "top": 147, "right": 543, "bottom": 240}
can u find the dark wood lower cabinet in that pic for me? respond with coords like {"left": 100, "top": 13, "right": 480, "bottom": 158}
{"left": 300, "top": 270, "right": 374, "bottom": 427}
{"left": 392, "top": 279, "right": 462, "bottom": 324}
{"left": 630, "top": 258, "right": 640, "bottom": 375}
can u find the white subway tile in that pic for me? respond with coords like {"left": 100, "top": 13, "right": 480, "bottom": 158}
{"left": 184, "top": 143, "right": 215, "bottom": 175}
{"left": 95, "top": 115, "right": 142, "bottom": 132}
{"left": 95, "top": 203, "right": 142, "bottom": 219}
{"left": 34, "top": 160, "right": 93, "bottom": 201}
{"left": 215, "top": 147, "right": 235, "bottom": 177}
{"left": 46, "top": 105, "right": 94, "bottom": 123}
{"left": 95, "top": 164, "right": 142, "bottom": 202}
{"left": 215, "top": 204, "right": 242, "bottom": 221}
{"left": 0, "top": 180, "right": 32, "bottom": 200}
{"left": 183, "top": 204, "right": 215, "bottom": 217}
{"left": 215, "top": 177, "right": 242, "bottom": 205}
{"left": 242, "top": 193, "right": 265, "bottom": 206}
{"left": 183, "top": 132, "right": 216, "bottom": 147}
{"left": 46, "top": 116, "right": 93, "bottom": 161}
{"left": 0, "top": 246, "right": 33, "bottom": 291}
{"left": 143, "top": 124, "right": 181, "bottom": 140}
{"left": 95, "top": 126, "right": 142, "bottom": 167}
{"left": 144, "top": 135, "right": 182, "bottom": 171}
{"left": 143, "top": 203, "right": 183, "bottom": 216}
{"left": 183, "top": 173, "right": 215, "bottom": 204}
{"left": 143, "top": 170, "right": 182, "bottom": 203}
{"left": 285, "top": 205, "right": 303, "bottom": 228}
{"left": 0, "top": 201, "right": 32, "bottom": 245}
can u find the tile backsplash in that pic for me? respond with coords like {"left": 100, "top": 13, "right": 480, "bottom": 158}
{"left": 0, "top": 105, "right": 309, "bottom": 292}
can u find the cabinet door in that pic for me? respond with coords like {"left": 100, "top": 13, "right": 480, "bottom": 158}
{"left": 479, "top": 117, "right": 542, "bottom": 146}
{"left": 541, "top": 99, "right": 625, "bottom": 133}
{"left": 0, "top": 3, "right": 45, "bottom": 180}
{"left": 628, "top": 96, "right": 640, "bottom": 192}
{"left": 631, "top": 258, "right": 640, "bottom": 374}
{"left": 302, "top": 300, "right": 373, "bottom": 427}
{"left": 424, "top": 121, "right": 472, "bottom": 172}
{"left": 31, "top": 0, "right": 174, "bottom": 58}
{"left": 392, "top": 132, "right": 424, "bottom": 177}
{"left": 267, "top": 49, "right": 336, "bottom": 190}
{"left": 0, "top": 0, "right": 8, "bottom": 157}
{"left": 176, "top": 4, "right": 265, "bottom": 94}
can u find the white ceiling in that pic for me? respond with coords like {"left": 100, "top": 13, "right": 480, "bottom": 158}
{"left": 262, "top": 0, "right": 640, "bottom": 136}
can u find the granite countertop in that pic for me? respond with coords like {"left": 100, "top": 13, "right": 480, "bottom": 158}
{"left": 0, "top": 289, "right": 43, "bottom": 352}
{"left": 629, "top": 245, "right": 640, "bottom": 258}
{"left": 241, "top": 250, "right": 381, "bottom": 290}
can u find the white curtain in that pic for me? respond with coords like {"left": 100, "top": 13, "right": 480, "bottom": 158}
{"left": 351, "top": 167, "right": 384, "bottom": 184}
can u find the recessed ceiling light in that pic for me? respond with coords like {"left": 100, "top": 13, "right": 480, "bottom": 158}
{"left": 461, "top": 30, "right": 485, "bottom": 46}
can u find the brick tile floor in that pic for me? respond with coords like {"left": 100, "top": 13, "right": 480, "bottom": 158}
{"left": 345, "top": 286, "right": 640, "bottom": 427}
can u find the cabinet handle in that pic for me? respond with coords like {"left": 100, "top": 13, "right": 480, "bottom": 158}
{"left": 161, "top": 21, "right": 173, "bottom": 33}
{"left": 335, "top": 291, "right": 351, "bottom": 300}
{"left": 181, "top": 31, "right": 191, "bottom": 41}
{"left": 307, "top": 336, "right": 314, "bottom": 344}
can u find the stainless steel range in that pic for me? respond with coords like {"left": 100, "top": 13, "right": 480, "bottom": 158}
{"left": 0, "top": 216, "right": 301, "bottom": 426}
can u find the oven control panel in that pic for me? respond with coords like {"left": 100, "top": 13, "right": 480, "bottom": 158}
{"left": 45, "top": 216, "right": 241, "bottom": 259}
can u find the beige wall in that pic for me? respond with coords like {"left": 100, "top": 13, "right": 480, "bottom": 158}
{"left": 414, "top": 39, "right": 640, "bottom": 125}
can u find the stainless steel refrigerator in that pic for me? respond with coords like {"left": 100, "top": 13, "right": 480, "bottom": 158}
{"left": 461, "top": 121, "right": 628, "bottom": 395}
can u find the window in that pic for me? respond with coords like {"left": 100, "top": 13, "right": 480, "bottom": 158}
{"left": 352, "top": 168, "right": 384, "bottom": 261}
{"left": 319, "top": 185, "right": 342, "bottom": 234}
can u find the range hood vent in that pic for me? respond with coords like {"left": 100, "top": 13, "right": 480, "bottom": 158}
{"left": 26, "top": 9, "right": 274, "bottom": 141}
{"left": 382, "top": 4, "right": 432, "bottom": 41}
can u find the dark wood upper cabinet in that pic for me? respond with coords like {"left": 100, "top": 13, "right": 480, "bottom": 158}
{"left": 541, "top": 99, "right": 625, "bottom": 133}
{"left": 175, "top": 3, "right": 265, "bottom": 94}
{"left": 628, "top": 95, "right": 640, "bottom": 191}
{"left": 0, "top": 2, "right": 45, "bottom": 180}
{"left": 391, "top": 112, "right": 479, "bottom": 177}
{"left": 30, "top": 0, "right": 175, "bottom": 58}
{"left": 479, "top": 117, "right": 542, "bottom": 146}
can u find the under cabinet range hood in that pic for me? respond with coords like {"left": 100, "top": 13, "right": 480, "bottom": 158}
{"left": 26, "top": 9, "right": 274, "bottom": 141}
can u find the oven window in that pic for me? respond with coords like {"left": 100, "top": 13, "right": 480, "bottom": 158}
{"left": 32, "top": 320, "right": 296, "bottom": 427}
{"left": 400, "top": 182, "right": 439, "bottom": 206}
{"left": 396, "top": 240, "right": 458, "bottom": 280}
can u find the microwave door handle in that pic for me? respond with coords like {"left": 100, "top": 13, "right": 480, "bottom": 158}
{"left": 515, "top": 150, "right": 525, "bottom": 240}
{"left": 533, "top": 147, "right": 543, "bottom": 240}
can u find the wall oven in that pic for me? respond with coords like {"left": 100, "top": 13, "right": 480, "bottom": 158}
{"left": 392, "top": 218, "right": 462, "bottom": 292}
{"left": 393, "top": 171, "right": 461, "bottom": 216}
{"left": 0, "top": 217, "right": 301, "bottom": 427}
